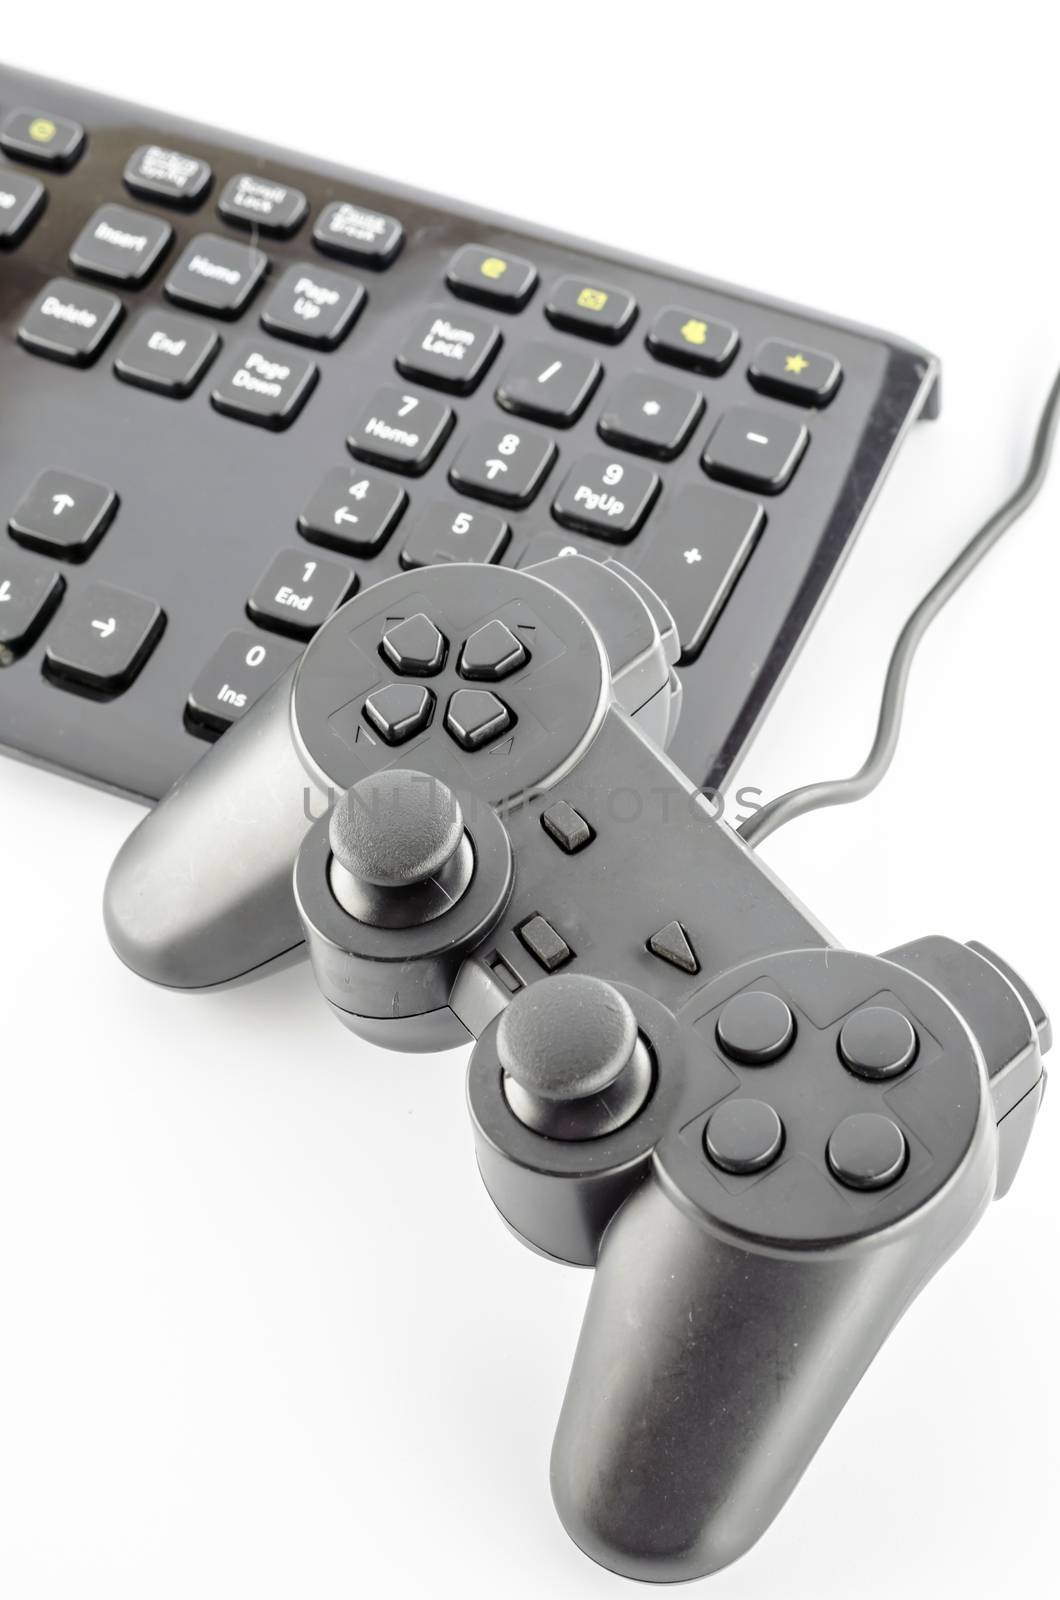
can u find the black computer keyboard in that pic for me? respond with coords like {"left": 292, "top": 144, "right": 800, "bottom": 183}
{"left": 0, "top": 65, "right": 940, "bottom": 803}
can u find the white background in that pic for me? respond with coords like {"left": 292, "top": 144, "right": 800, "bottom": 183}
{"left": 1, "top": 4, "right": 1058, "bottom": 1595}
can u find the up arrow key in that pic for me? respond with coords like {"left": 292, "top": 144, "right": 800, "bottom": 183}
{"left": 92, "top": 617, "right": 117, "bottom": 639}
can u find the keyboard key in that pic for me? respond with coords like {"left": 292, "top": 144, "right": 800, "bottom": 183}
{"left": 313, "top": 200, "right": 403, "bottom": 267}
{"left": 396, "top": 306, "right": 501, "bottom": 394}
{"left": 346, "top": 385, "right": 454, "bottom": 475}
{"left": 749, "top": 339, "right": 842, "bottom": 407}
{"left": 401, "top": 502, "right": 509, "bottom": 568}
{"left": 69, "top": 203, "right": 173, "bottom": 286}
{"left": 114, "top": 310, "right": 220, "bottom": 397}
{"left": 164, "top": 232, "right": 267, "bottom": 318}
{"left": 516, "top": 533, "right": 585, "bottom": 566}
{"left": 43, "top": 582, "right": 164, "bottom": 695}
{"left": 552, "top": 454, "right": 660, "bottom": 542}
{"left": 496, "top": 341, "right": 602, "bottom": 426}
{"left": 210, "top": 340, "right": 319, "bottom": 430}
{"left": 545, "top": 275, "right": 637, "bottom": 343}
{"left": 299, "top": 467, "right": 407, "bottom": 556}
{"left": 449, "top": 422, "right": 557, "bottom": 509}
{"left": 446, "top": 244, "right": 537, "bottom": 310}
{"left": 647, "top": 306, "right": 739, "bottom": 375}
{"left": 598, "top": 372, "right": 704, "bottom": 459}
{"left": 124, "top": 144, "right": 212, "bottom": 208}
{"left": 18, "top": 277, "right": 124, "bottom": 367}
{"left": 247, "top": 549, "right": 356, "bottom": 639}
{"left": 0, "top": 171, "right": 46, "bottom": 247}
{"left": 0, "top": 549, "right": 65, "bottom": 663}
{"left": 260, "top": 263, "right": 365, "bottom": 349}
{"left": 185, "top": 630, "right": 301, "bottom": 739}
{"left": 0, "top": 107, "right": 84, "bottom": 169}
{"left": 702, "top": 406, "right": 808, "bottom": 493}
{"left": 9, "top": 469, "right": 118, "bottom": 560}
{"left": 633, "top": 484, "right": 765, "bottom": 661}
{"left": 217, "top": 173, "right": 308, "bottom": 236}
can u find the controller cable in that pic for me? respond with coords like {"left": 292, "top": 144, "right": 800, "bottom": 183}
{"left": 739, "top": 367, "right": 1060, "bottom": 849}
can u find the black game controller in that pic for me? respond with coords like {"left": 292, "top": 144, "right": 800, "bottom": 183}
{"left": 105, "top": 555, "right": 1049, "bottom": 1582}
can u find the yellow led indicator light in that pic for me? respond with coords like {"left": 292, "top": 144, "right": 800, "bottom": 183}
{"left": 480, "top": 256, "right": 508, "bottom": 279}
{"left": 785, "top": 352, "right": 810, "bottom": 374}
{"left": 28, "top": 118, "right": 57, "bottom": 143}
{"left": 577, "top": 286, "right": 608, "bottom": 311}
{"left": 680, "top": 318, "right": 708, "bottom": 346}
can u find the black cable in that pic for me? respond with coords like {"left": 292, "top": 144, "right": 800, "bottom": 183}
{"left": 739, "top": 367, "right": 1060, "bottom": 849}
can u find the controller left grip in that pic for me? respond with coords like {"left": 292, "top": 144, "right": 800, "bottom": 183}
{"left": 104, "top": 671, "right": 324, "bottom": 987}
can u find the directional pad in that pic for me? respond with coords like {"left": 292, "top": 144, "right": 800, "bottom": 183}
{"left": 363, "top": 683, "right": 434, "bottom": 744}
{"left": 458, "top": 619, "right": 529, "bottom": 681}
{"left": 380, "top": 613, "right": 446, "bottom": 676}
{"left": 445, "top": 688, "right": 512, "bottom": 751}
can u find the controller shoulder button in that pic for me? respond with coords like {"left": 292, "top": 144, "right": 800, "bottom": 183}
{"left": 827, "top": 1112, "right": 908, "bottom": 1190}
{"left": 647, "top": 919, "right": 699, "bottom": 975}
{"left": 445, "top": 687, "right": 512, "bottom": 751}
{"left": 363, "top": 682, "right": 434, "bottom": 744}
{"left": 704, "top": 1098, "right": 784, "bottom": 1174}
{"left": 459, "top": 618, "right": 529, "bottom": 681}
{"left": 716, "top": 990, "right": 795, "bottom": 1064}
{"left": 838, "top": 1006, "right": 918, "bottom": 1079}
{"left": 542, "top": 800, "right": 593, "bottom": 854}
{"left": 380, "top": 613, "right": 447, "bottom": 676}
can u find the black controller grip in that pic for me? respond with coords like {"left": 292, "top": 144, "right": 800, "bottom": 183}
{"left": 105, "top": 670, "right": 324, "bottom": 987}
{"left": 550, "top": 1153, "right": 993, "bottom": 1583}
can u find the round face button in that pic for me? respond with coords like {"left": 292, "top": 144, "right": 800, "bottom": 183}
{"left": 704, "top": 1098, "right": 784, "bottom": 1175}
{"left": 827, "top": 1113, "right": 908, "bottom": 1191}
{"left": 838, "top": 1006, "right": 918, "bottom": 1080}
{"left": 715, "top": 991, "right": 795, "bottom": 1065}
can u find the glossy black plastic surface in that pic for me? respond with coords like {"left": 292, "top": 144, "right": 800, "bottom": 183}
{"left": 0, "top": 65, "right": 938, "bottom": 800}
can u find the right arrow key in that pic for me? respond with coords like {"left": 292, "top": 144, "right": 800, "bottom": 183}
{"left": 44, "top": 581, "right": 165, "bottom": 696}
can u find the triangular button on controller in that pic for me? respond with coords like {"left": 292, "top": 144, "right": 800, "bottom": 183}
{"left": 648, "top": 920, "right": 699, "bottom": 974}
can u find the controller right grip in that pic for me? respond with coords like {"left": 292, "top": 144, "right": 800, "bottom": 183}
{"left": 104, "top": 670, "right": 325, "bottom": 988}
{"left": 549, "top": 1168, "right": 982, "bottom": 1582}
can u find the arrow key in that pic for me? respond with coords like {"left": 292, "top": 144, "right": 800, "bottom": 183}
{"left": 9, "top": 469, "right": 118, "bottom": 560}
{"left": 298, "top": 465, "right": 407, "bottom": 557}
{"left": 44, "top": 581, "right": 165, "bottom": 696}
{"left": 0, "top": 549, "right": 65, "bottom": 664}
